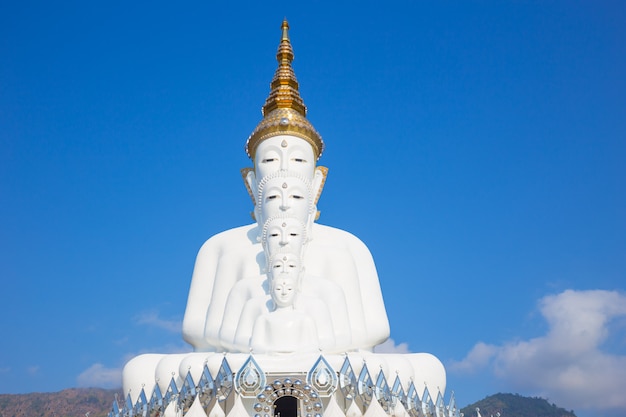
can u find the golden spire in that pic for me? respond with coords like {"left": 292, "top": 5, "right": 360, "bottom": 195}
{"left": 246, "top": 19, "right": 324, "bottom": 160}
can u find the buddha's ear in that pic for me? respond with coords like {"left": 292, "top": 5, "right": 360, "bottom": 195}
{"left": 312, "top": 166, "right": 328, "bottom": 205}
{"left": 311, "top": 166, "right": 328, "bottom": 222}
{"left": 241, "top": 167, "right": 257, "bottom": 205}
{"left": 242, "top": 168, "right": 260, "bottom": 223}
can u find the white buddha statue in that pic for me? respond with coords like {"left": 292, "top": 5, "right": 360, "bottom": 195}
{"left": 200, "top": 170, "right": 317, "bottom": 350}
{"left": 253, "top": 171, "right": 316, "bottom": 232}
{"left": 122, "top": 20, "right": 447, "bottom": 407}
{"left": 182, "top": 23, "right": 390, "bottom": 353}
{"left": 216, "top": 214, "right": 353, "bottom": 353}
{"left": 183, "top": 132, "right": 389, "bottom": 353}
{"left": 261, "top": 215, "right": 308, "bottom": 257}
{"left": 236, "top": 253, "right": 337, "bottom": 353}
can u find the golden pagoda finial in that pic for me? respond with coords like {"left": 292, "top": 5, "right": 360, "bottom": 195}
{"left": 246, "top": 19, "right": 324, "bottom": 161}
{"left": 281, "top": 18, "right": 289, "bottom": 40}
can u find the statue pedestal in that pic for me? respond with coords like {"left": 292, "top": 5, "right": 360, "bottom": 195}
{"left": 122, "top": 351, "right": 446, "bottom": 417}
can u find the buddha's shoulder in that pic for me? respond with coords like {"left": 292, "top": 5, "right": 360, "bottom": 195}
{"left": 198, "top": 224, "right": 259, "bottom": 251}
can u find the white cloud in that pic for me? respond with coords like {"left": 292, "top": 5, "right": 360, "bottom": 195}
{"left": 134, "top": 310, "right": 182, "bottom": 333}
{"left": 374, "top": 338, "right": 411, "bottom": 354}
{"left": 451, "top": 289, "right": 626, "bottom": 415}
{"left": 27, "top": 365, "right": 40, "bottom": 375}
{"left": 449, "top": 342, "right": 498, "bottom": 373}
{"left": 77, "top": 363, "right": 122, "bottom": 389}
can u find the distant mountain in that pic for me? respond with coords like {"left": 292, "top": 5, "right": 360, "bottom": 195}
{"left": 0, "top": 387, "right": 121, "bottom": 417}
{"left": 460, "top": 393, "right": 577, "bottom": 417}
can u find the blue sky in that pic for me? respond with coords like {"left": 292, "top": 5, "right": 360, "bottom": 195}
{"left": 1, "top": 1, "right": 625, "bottom": 417}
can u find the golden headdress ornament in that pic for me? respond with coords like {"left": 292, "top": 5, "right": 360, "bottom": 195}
{"left": 245, "top": 19, "right": 324, "bottom": 161}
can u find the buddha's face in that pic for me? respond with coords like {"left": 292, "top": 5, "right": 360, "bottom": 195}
{"left": 271, "top": 277, "right": 296, "bottom": 308}
{"left": 268, "top": 253, "right": 300, "bottom": 308}
{"left": 254, "top": 135, "right": 316, "bottom": 181}
{"left": 258, "top": 176, "right": 311, "bottom": 225}
{"left": 263, "top": 217, "right": 306, "bottom": 257}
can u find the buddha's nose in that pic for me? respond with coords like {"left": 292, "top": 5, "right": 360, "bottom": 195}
{"left": 280, "top": 157, "right": 289, "bottom": 171}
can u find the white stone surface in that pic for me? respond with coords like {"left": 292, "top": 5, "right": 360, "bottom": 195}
{"left": 183, "top": 221, "right": 390, "bottom": 353}
{"left": 123, "top": 351, "right": 446, "bottom": 405}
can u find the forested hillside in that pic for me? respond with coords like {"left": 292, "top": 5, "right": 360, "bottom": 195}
{"left": 460, "top": 393, "right": 577, "bottom": 417}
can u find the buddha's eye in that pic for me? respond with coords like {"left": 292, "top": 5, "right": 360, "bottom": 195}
{"left": 270, "top": 233, "right": 279, "bottom": 237}
{"left": 289, "top": 233, "right": 298, "bottom": 237}
{"left": 262, "top": 158, "right": 277, "bottom": 163}
{"left": 292, "top": 158, "right": 306, "bottom": 163}
{"left": 292, "top": 194, "right": 304, "bottom": 200}
{"left": 267, "top": 194, "right": 278, "bottom": 200}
